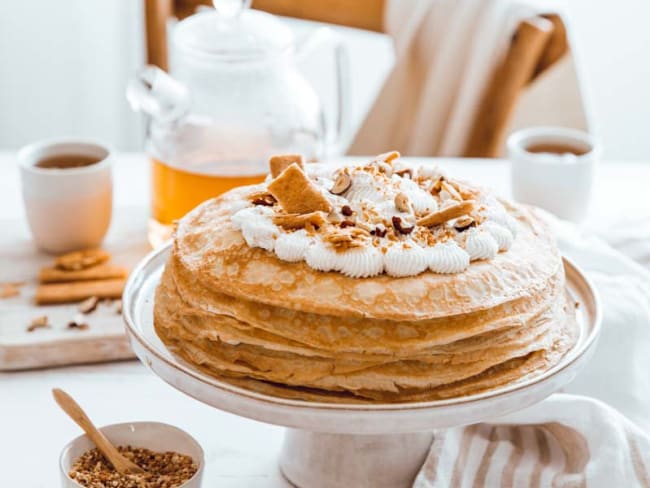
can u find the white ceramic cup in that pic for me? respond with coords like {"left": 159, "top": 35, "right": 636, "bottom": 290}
{"left": 18, "top": 139, "right": 113, "bottom": 254}
{"left": 508, "top": 127, "right": 600, "bottom": 223}
{"left": 59, "top": 421, "right": 204, "bottom": 487}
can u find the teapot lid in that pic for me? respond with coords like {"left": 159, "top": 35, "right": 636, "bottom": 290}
{"left": 174, "top": 0, "right": 294, "bottom": 62}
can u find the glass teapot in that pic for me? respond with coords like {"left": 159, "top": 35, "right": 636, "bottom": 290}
{"left": 127, "top": 0, "right": 350, "bottom": 245}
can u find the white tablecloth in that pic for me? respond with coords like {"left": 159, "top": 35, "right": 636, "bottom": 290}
{"left": 1, "top": 153, "right": 649, "bottom": 487}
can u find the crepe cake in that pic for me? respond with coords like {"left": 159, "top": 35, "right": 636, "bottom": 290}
{"left": 154, "top": 152, "right": 579, "bottom": 403}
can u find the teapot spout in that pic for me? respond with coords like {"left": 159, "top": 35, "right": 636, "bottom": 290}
{"left": 127, "top": 66, "right": 191, "bottom": 124}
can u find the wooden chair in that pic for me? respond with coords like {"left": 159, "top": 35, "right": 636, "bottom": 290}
{"left": 144, "top": 0, "right": 568, "bottom": 157}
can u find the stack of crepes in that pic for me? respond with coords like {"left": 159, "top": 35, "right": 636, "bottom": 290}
{"left": 154, "top": 153, "right": 578, "bottom": 403}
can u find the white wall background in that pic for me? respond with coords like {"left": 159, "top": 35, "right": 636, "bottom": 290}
{"left": 0, "top": 0, "right": 648, "bottom": 160}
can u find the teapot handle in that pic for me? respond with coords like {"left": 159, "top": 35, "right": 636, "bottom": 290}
{"left": 298, "top": 27, "right": 352, "bottom": 156}
{"left": 126, "top": 66, "right": 191, "bottom": 124}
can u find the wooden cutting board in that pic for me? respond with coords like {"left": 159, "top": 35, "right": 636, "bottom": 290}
{"left": 0, "top": 206, "right": 152, "bottom": 370}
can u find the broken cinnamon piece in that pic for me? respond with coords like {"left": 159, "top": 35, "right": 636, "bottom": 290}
{"left": 35, "top": 279, "right": 126, "bottom": 305}
{"left": 27, "top": 315, "right": 50, "bottom": 332}
{"left": 417, "top": 200, "right": 476, "bottom": 227}
{"left": 78, "top": 296, "right": 99, "bottom": 314}
{"left": 269, "top": 154, "right": 304, "bottom": 178}
{"left": 39, "top": 264, "right": 128, "bottom": 284}
{"left": 55, "top": 249, "right": 110, "bottom": 271}
{"left": 273, "top": 211, "right": 326, "bottom": 230}
{"left": 268, "top": 164, "right": 332, "bottom": 214}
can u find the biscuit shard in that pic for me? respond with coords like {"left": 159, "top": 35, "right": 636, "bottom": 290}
{"left": 270, "top": 154, "right": 304, "bottom": 178}
{"left": 417, "top": 200, "right": 475, "bottom": 227}
{"left": 268, "top": 164, "right": 332, "bottom": 214}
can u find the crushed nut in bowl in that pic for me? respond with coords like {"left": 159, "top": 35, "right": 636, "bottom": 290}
{"left": 59, "top": 422, "right": 204, "bottom": 488}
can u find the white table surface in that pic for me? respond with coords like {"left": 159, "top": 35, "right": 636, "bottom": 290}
{"left": 1, "top": 152, "right": 649, "bottom": 487}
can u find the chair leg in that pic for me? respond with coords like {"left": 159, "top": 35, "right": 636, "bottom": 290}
{"left": 144, "top": 0, "right": 173, "bottom": 71}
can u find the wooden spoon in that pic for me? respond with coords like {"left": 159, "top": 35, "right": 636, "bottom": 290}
{"left": 52, "top": 388, "right": 145, "bottom": 475}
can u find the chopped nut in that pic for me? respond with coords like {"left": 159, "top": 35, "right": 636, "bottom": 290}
{"left": 430, "top": 176, "right": 445, "bottom": 194}
{"left": 55, "top": 249, "right": 110, "bottom": 271}
{"left": 441, "top": 180, "right": 462, "bottom": 200}
{"left": 68, "top": 446, "right": 198, "bottom": 488}
{"left": 394, "top": 168, "right": 412, "bottom": 179}
{"left": 268, "top": 164, "right": 332, "bottom": 214}
{"left": 27, "top": 315, "right": 49, "bottom": 332}
{"left": 454, "top": 216, "right": 476, "bottom": 232}
{"left": 269, "top": 154, "right": 304, "bottom": 178}
{"left": 417, "top": 200, "right": 476, "bottom": 227}
{"left": 78, "top": 296, "right": 99, "bottom": 314}
{"left": 340, "top": 220, "right": 355, "bottom": 228}
{"left": 330, "top": 171, "right": 352, "bottom": 195}
{"left": 67, "top": 314, "right": 89, "bottom": 330}
{"left": 392, "top": 216, "right": 415, "bottom": 235}
{"left": 249, "top": 191, "right": 277, "bottom": 207}
{"left": 376, "top": 150, "right": 400, "bottom": 163}
{"left": 273, "top": 211, "right": 327, "bottom": 230}
{"left": 394, "top": 192, "right": 412, "bottom": 213}
{"left": 324, "top": 228, "right": 369, "bottom": 250}
{"left": 341, "top": 205, "right": 353, "bottom": 216}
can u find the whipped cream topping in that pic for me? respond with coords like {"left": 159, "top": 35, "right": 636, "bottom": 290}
{"left": 229, "top": 156, "right": 519, "bottom": 278}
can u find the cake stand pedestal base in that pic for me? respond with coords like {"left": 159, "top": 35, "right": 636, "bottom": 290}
{"left": 279, "top": 429, "right": 434, "bottom": 488}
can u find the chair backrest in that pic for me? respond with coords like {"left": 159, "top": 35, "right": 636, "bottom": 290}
{"left": 143, "top": 0, "right": 567, "bottom": 158}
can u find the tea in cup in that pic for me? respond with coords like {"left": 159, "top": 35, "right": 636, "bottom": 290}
{"left": 18, "top": 139, "right": 113, "bottom": 254}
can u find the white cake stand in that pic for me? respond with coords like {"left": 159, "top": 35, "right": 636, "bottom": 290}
{"left": 123, "top": 244, "right": 601, "bottom": 488}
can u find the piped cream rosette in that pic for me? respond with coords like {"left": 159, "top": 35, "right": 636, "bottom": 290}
{"left": 154, "top": 152, "right": 579, "bottom": 403}
{"left": 229, "top": 153, "right": 518, "bottom": 278}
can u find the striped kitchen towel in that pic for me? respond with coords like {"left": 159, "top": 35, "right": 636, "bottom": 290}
{"left": 414, "top": 394, "right": 650, "bottom": 487}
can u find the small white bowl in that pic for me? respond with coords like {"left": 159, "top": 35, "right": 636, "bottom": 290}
{"left": 59, "top": 421, "right": 204, "bottom": 487}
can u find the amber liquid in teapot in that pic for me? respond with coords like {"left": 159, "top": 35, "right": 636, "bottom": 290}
{"left": 148, "top": 158, "right": 266, "bottom": 246}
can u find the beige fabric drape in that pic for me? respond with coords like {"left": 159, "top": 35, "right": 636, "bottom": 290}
{"left": 414, "top": 394, "right": 650, "bottom": 487}
{"left": 349, "top": 0, "right": 587, "bottom": 157}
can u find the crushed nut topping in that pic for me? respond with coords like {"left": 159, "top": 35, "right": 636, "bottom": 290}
{"left": 340, "top": 220, "right": 355, "bottom": 228}
{"left": 431, "top": 176, "right": 445, "bottom": 194}
{"left": 417, "top": 200, "right": 475, "bottom": 227}
{"left": 273, "top": 211, "right": 326, "bottom": 230}
{"left": 394, "top": 192, "right": 412, "bottom": 213}
{"left": 392, "top": 216, "right": 415, "bottom": 235}
{"left": 376, "top": 150, "right": 400, "bottom": 163}
{"left": 68, "top": 446, "right": 198, "bottom": 488}
{"left": 250, "top": 192, "right": 277, "bottom": 207}
{"left": 330, "top": 171, "right": 352, "bottom": 195}
{"left": 341, "top": 205, "right": 353, "bottom": 216}
{"left": 454, "top": 216, "right": 476, "bottom": 232}
{"left": 394, "top": 168, "right": 412, "bottom": 179}
{"left": 441, "top": 180, "right": 462, "bottom": 201}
